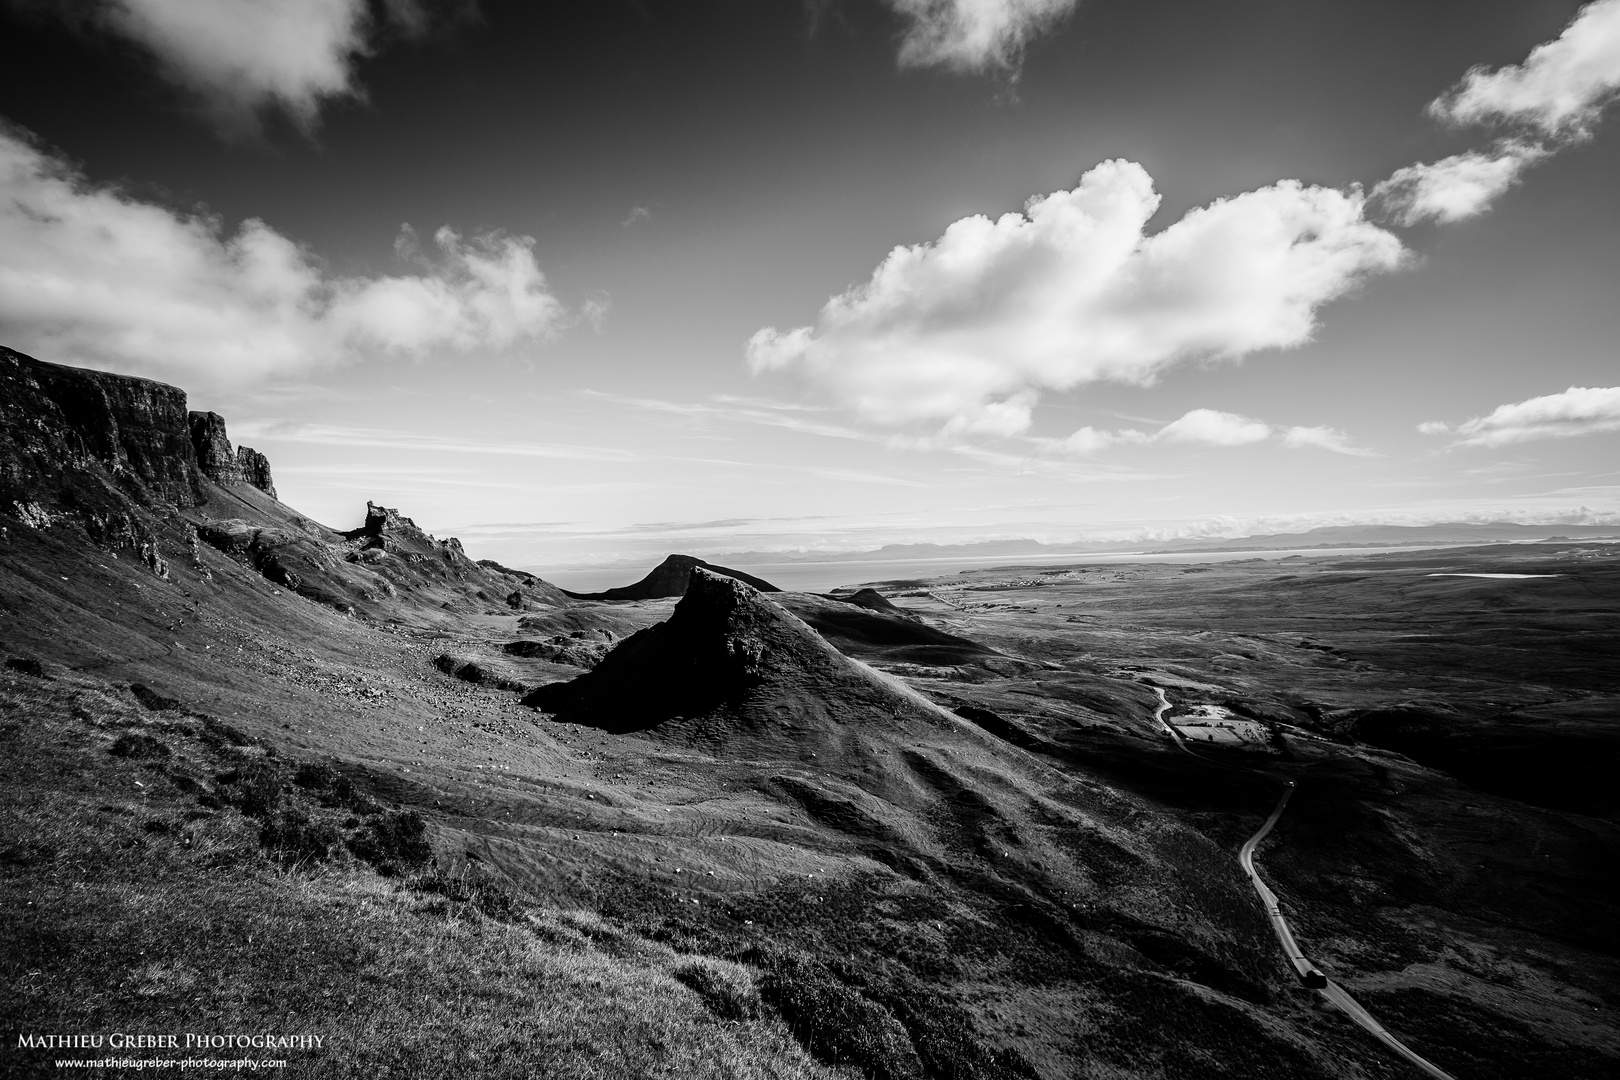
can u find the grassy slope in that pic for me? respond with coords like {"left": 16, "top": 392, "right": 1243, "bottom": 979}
{"left": 878, "top": 545, "right": 1620, "bottom": 1078}
{"left": 0, "top": 520, "right": 1358, "bottom": 1080}
{"left": 5, "top": 507, "right": 1618, "bottom": 1080}
{"left": 0, "top": 664, "right": 844, "bottom": 1080}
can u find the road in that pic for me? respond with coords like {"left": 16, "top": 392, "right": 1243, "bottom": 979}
{"left": 1149, "top": 687, "right": 1458, "bottom": 1080}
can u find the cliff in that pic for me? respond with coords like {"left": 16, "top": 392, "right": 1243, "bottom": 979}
{"left": 188, "top": 410, "right": 277, "bottom": 498}
{"left": 236, "top": 445, "right": 277, "bottom": 499}
{"left": 2, "top": 346, "right": 570, "bottom": 621}
{"left": 1, "top": 345, "right": 207, "bottom": 519}
{"left": 1, "top": 347, "right": 286, "bottom": 543}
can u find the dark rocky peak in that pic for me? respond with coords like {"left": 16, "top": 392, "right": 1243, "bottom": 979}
{"left": 343, "top": 501, "right": 469, "bottom": 564}
{"left": 525, "top": 568, "right": 940, "bottom": 739}
{"left": 187, "top": 411, "right": 244, "bottom": 485}
{"left": 562, "top": 552, "right": 779, "bottom": 602}
{"left": 187, "top": 411, "right": 277, "bottom": 498}
{"left": 235, "top": 446, "right": 277, "bottom": 500}
{"left": 834, "top": 587, "right": 904, "bottom": 613}
{"left": 2, "top": 345, "right": 206, "bottom": 514}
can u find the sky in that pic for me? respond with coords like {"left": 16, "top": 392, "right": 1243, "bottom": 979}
{"left": 2, "top": 0, "right": 1618, "bottom": 571}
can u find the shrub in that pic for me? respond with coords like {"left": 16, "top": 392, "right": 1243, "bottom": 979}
{"left": 216, "top": 762, "right": 285, "bottom": 818}
{"left": 349, "top": 809, "right": 433, "bottom": 875}
{"left": 199, "top": 716, "right": 257, "bottom": 749}
{"left": 292, "top": 761, "right": 380, "bottom": 814}
{"left": 128, "top": 684, "right": 180, "bottom": 711}
{"left": 874, "top": 985, "right": 1041, "bottom": 1080}
{"left": 259, "top": 808, "right": 342, "bottom": 865}
{"left": 411, "top": 864, "right": 522, "bottom": 921}
{"left": 673, "top": 960, "right": 761, "bottom": 1021}
{"left": 758, "top": 965, "right": 922, "bottom": 1080}
{"left": 109, "top": 732, "right": 170, "bottom": 759}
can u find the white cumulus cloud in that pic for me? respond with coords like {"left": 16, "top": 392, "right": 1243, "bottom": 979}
{"left": 1431, "top": 0, "right": 1620, "bottom": 138}
{"left": 885, "top": 0, "right": 1078, "bottom": 74}
{"left": 1055, "top": 410, "right": 1368, "bottom": 456}
{"left": 1378, "top": 1, "right": 1620, "bottom": 225}
{"left": 1158, "top": 409, "right": 1272, "bottom": 446}
{"left": 747, "top": 158, "right": 1404, "bottom": 435}
{"left": 0, "top": 124, "right": 569, "bottom": 385}
{"left": 1425, "top": 386, "right": 1620, "bottom": 447}
{"left": 1373, "top": 143, "right": 1546, "bottom": 226}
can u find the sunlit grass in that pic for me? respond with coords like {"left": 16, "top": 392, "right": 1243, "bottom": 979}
{"left": 0, "top": 669, "right": 843, "bottom": 1079}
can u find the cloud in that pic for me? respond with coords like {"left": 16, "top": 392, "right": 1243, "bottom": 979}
{"left": 28, "top": 0, "right": 461, "bottom": 136}
{"left": 1159, "top": 408, "right": 1272, "bottom": 446}
{"left": 1373, "top": 143, "right": 1546, "bottom": 225}
{"left": 1424, "top": 386, "right": 1620, "bottom": 447}
{"left": 579, "top": 389, "right": 876, "bottom": 443}
{"left": 1430, "top": 0, "right": 1620, "bottom": 138}
{"left": 231, "top": 421, "right": 643, "bottom": 462}
{"left": 1377, "top": 2, "right": 1620, "bottom": 224}
{"left": 1279, "top": 424, "right": 1367, "bottom": 454}
{"left": 1055, "top": 409, "right": 1368, "bottom": 456}
{"left": 621, "top": 206, "right": 652, "bottom": 228}
{"left": 0, "top": 124, "right": 569, "bottom": 385}
{"left": 748, "top": 158, "right": 1404, "bottom": 435}
{"left": 885, "top": 0, "right": 1077, "bottom": 74}
{"left": 1057, "top": 426, "right": 1150, "bottom": 454}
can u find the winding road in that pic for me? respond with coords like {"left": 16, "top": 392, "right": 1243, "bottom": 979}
{"left": 1149, "top": 687, "right": 1458, "bottom": 1080}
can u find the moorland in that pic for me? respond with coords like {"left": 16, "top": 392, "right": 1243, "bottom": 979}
{"left": 2, "top": 345, "right": 1616, "bottom": 1079}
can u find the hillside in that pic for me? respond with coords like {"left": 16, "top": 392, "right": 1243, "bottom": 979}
{"left": 3, "top": 350, "right": 1617, "bottom": 1079}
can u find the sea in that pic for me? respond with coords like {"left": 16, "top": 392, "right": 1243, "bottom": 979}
{"left": 533, "top": 544, "right": 1463, "bottom": 595}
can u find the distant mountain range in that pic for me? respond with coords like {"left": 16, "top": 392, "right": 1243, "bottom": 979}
{"left": 560, "top": 522, "right": 1620, "bottom": 572}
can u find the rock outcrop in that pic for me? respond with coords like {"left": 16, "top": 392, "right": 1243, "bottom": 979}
{"left": 525, "top": 568, "right": 942, "bottom": 741}
{"left": 187, "top": 410, "right": 277, "bottom": 497}
{"left": 188, "top": 411, "right": 245, "bottom": 486}
{"left": 194, "top": 501, "right": 570, "bottom": 617}
{"left": 562, "top": 553, "right": 779, "bottom": 602}
{"left": 1, "top": 347, "right": 284, "bottom": 548}
{"left": 2, "top": 345, "right": 207, "bottom": 518}
{"left": 3, "top": 347, "right": 568, "bottom": 621}
{"left": 502, "top": 631, "right": 615, "bottom": 669}
{"left": 833, "top": 587, "right": 905, "bottom": 613}
{"left": 235, "top": 446, "right": 277, "bottom": 499}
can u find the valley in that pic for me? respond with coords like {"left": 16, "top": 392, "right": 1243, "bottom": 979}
{"left": 2, "top": 348, "right": 1617, "bottom": 1079}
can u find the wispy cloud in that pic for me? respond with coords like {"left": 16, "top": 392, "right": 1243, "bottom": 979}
{"left": 621, "top": 206, "right": 651, "bottom": 228}
{"left": 1375, "top": 0, "right": 1620, "bottom": 225}
{"left": 233, "top": 421, "right": 646, "bottom": 462}
{"left": 20, "top": 0, "right": 467, "bottom": 139}
{"left": 0, "top": 124, "right": 574, "bottom": 386}
{"left": 1279, "top": 424, "right": 1371, "bottom": 455}
{"left": 579, "top": 389, "right": 875, "bottom": 442}
{"left": 801, "top": 467, "right": 935, "bottom": 488}
{"left": 1420, "top": 386, "right": 1620, "bottom": 447}
{"left": 1050, "top": 409, "right": 1372, "bottom": 456}
{"left": 1374, "top": 143, "right": 1547, "bottom": 225}
{"left": 885, "top": 0, "right": 1077, "bottom": 75}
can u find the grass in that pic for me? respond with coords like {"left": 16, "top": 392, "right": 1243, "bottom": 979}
{"left": 0, "top": 666, "right": 847, "bottom": 1080}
